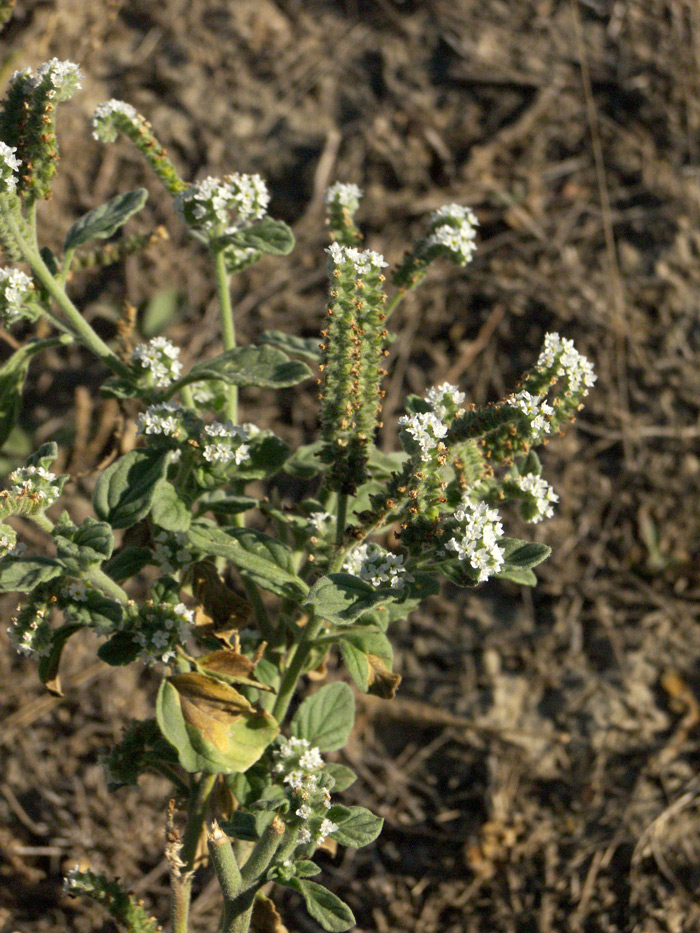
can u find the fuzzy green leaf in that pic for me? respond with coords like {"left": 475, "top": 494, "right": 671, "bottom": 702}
{"left": 304, "top": 573, "right": 385, "bottom": 626}
{"left": 97, "top": 631, "right": 141, "bottom": 666}
{"left": 187, "top": 521, "right": 308, "bottom": 600}
{"left": 37, "top": 623, "right": 83, "bottom": 693}
{"left": 290, "top": 682, "right": 354, "bottom": 752}
{"left": 494, "top": 567, "right": 538, "bottom": 586}
{"left": 324, "top": 762, "right": 357, "bottom": 792}
{"left": 500, "top": 538, "right": 551, "bottom": 571}
{"left": 327, "top": 805, "right": 383, "bottom": 848}
{"left": 230, "top": 217, "right": 295, "bottom": 256}
{"left": 220, "top": 812, "right": 259, "bottom": 842}
{"left": 0, "top": 556, "right": 63, "bottom": 593}
{"left": 64, "top": 189, "right": 148, "bottom": 251}
{"left": 339, "top": 640, "right": 369, "bottom": 692}
{"left": 103, "top": 546, "right": 152, "bottom": 582}
{"left": 294, "top": 879, "right": 355, "bottom": 932}
{"left": 180, "top": 345, "right": 311, "bottom": 391}
{"left": 259, "top": 330, "right": 320, "bottom": 362}
{"left": 150, "top": 481, "right": 191, "bottom": 532}
{"left": 93, "top": 449, "right": 170, "bottom": 529}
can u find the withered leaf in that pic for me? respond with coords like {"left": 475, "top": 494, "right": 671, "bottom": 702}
{"left": 191, "top": 559, "right": 252, "bottom": 629}
{"left": 366, "top": 654, "right": 402, "bottom": 699}
{"left": 197, "top": 649, "right": 275, "bottom": 692}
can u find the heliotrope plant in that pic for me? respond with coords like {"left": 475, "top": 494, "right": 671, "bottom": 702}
{"left": 0, "top": 61, "right": 595, "bottom": 933}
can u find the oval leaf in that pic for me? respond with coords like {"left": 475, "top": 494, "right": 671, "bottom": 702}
{"left": 64, "top": 189, "right": 148, "bottom": 251}
{"left": 178, "top": 345, "right": 311, "bottom": 391}
{"left": 150, "top": 480, "right": 191, "bottom": 532}
{"left": 304, "top": 573, "right": 385, "bottom": 626}
{"left": 93, "top": 449, "right": 170, "bottom": 529}
{"left": 290, "top": 682, "right": 354, "bottom": 752}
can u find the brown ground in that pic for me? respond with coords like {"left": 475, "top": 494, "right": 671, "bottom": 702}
{"left": 2, "top": 1, "right": 700, "bottom": 931}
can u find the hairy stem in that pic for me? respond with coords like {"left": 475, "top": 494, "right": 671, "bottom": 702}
{"left": 171, "top": 773, "right": 218, "bottom": 933}
{"left": 272, "top": 613, "right": 325, "bottom": 724}
{"left": 213, "top": 248, "right": 238, "bottom": 423}
{"left": 85, "top": 566, "right": 129, "bottom": 603}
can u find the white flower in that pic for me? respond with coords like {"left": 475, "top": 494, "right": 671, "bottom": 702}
{"left": 318, "top": 819, "right": 339, "bottom": 841}
{"left": 153, "top": 530, "right": 193, "bottom": 574}
{"left": 63, "top": 581, "right": 89, "bottom": 602}
{"left": 342, "top": 542, "right": 411, "bottom": 590}
{"left": 297, "top": 827, "right": 312, "bottom": 845}
{"left": 0, "top": 142, "right": 20, "bottom": 191}
{"left": 132, "top": 337, "right": 182, "bottom": 388}
{"left": 7, "top": 605, "right": 52, "bottom": 658}
{"left": 7, "top": 464, "right": 60, "bottom": 507}
{"left": 92, "top": 99, "right": 140, "bottom": 141}
{"left": 202, "top": 420, "right": 251, "bottom": 465}
{"left": 135, "top": 601, "right": 192, "bottom": 666}
{"left": 425, "top": 382, "right": 466, "bottom": 421}
{"left": 308, "top": 511, "right": 333, "bottom": 534}
{"left": 425, "top": 204, "right": 479, "bottom": 265}
{"left": 326, "top": 242, "right": 388, "bottom": 274}
{"left": 508, "top": 390, "right": 554, "bottom": 438}
{"left": 325, "top": 182, "right": 363, "bottom": 212}
{"left": 536, "top": 333, "right": 596, "bottom": 395}
{"left": 298, "top": 747, "right": 324, "bottom": 771}
{"left": 0, "top": 528, "right": 16, "bottom": 558}
{"left": 513, "top": 473, "right": 558, "bottom": 523}
{"left": 35, "top": 59, "right": 82, "bottom": 97}
{"left": 174, "top": 173, "right": 269, "bottom": 234}
{"left": 447, "top": 498, "right": 505, "bottom": 583}
{"left": 296, "top": 804, "right": 311, "bottom": 820}
{"left": 137, "top": 402, "right": 183, "bottom": 437}
{"left": 398, "top": 410, "right": 448, "bottom": 459}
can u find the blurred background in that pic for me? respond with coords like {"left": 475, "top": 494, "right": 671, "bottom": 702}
{"left": 2, "top": 1, "right": 700, "bottom": 931}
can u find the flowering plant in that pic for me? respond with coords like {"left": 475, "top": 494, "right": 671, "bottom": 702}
{"left": 0, "top": 61, "right": 595, "bottom": 933}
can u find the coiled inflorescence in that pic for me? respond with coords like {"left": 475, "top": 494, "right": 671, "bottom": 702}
{"left": 319, "top": 243, "right": 389, "bottom": 493}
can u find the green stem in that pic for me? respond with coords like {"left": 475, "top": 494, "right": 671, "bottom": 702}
{"left": 4, "top": 206, "right": 133, "bottom": 380}
{"left": 383, "top": 290, "right": 405, "bottom": 325}
{"left": 171, "top": 773, "right": 218, "bottom": 933}
{"left": 272, "top": 613, "right": 325, "bottom": 724}
{"left": 335, "top": 493, "right": 348, "bottom": 548}
{"left": 85, "top": 566, "right": 129, "bottom": 603}
{"left": 241, "top": 576, "right": 275, "bottom": 644}
{"left": 209, "top": 824, "right": 243, "bottom": 900}
{"left": 240, "top": 816, "right": 285, "bottom": 884}
{"left": 213, "top": 248, "right": 238, "bottom": 423}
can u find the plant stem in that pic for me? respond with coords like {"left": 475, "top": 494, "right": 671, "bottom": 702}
{"left": 170, "top": 773, "right": 218, "bottom": 933}
{"left": 382, "top": 290, "right": 405, "bottom": 325}
{"left": 212, "top": 248, "right": 238, "bottom": 423}
{"left": 240, "top": 816, "right": 285, "bottom": 884}
{"left": 5, "top": 207, "right": 134, "bottom": 380}
{"left": 272, "top": 613, "right": 325, "bottom": 724}
{"left": 85, "top": 566, "right": 129, "bottom": 603}
{"left": 335, "top": 493, "right": 348, "bottom": 548}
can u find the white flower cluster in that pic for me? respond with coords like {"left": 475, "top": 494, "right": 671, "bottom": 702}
{"left": 425, "top": 204, "right": 479, "bottom": 265}
{"left": 153, "top": 530, "right": 194, "bottom": 575}
{"left": 508, "top": 390, "right": 554, "bottom": 438}
{"left": 398, "top": 410, "right": 448, "bottom": 460}
{"left": 91, "top": 99, "right": 140, "bottom": 141}
{"left": 0, "top": 267, "right": 34, "bottom": 324}
{"left": 325, "top": 182, "right": 363, "bottom": 212}
{"left": 134, "top": 601, "right": 193, "bottom": 665}
{"left": 34, "top": 58, "right": 82, "bottom": 99}
{"left": 131, "top": 337, "right": 182, "bottom": 388}
{"left": 272, "top": 737, "right": 338, "bottom": 846}
{"left": 308, "top": 510, "right": 333, "bottom": 534}
{"left": 326, "top": 242, "right": 388, "bottom": 275}
{"left": 174, "top": 173, "right": 269, "bottom": 234}
{"left": 137, "top": 402, "right": 184, "bottom": 438}
{"left": 63, "top": 580, "right": 89, "bottom": 602}
{"left": 537, "top": 332, "right": 596, "bottom": 395}
{"left": 8, "top": 605, "right": 52, "bottom": 658}
{"left": 513, "top": 473, "right": 558, "bottom": 523}
{"left": 342, "top": 541, "right": 411, "bottom": 590}
{"left": 8, "top": 465, "right": 61, "bottom": 507}
{"left": 425, "top": 382, "right": 466, "bottom": 421}
{"left": 0, "top": 142, "right": 20, "bottom": 192}
{"left": 202, "top": 421, "right": 251, "bottom": 465}
{"left": 446, "top": 499, "right": 505, "bottom": 583}
{"left": 0, "top": 527, "right": 16, "bottom": 558}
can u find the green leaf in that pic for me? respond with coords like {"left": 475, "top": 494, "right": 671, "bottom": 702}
{"left": 140, "top": 287, "right": 184, "bottom": 338}
{"left": 294, "top": 860, "right": 321, "bottom": 878}
{"left": 259, "top": 330, "right": 320, "bottom": 362}
{"left": 37, "top": 623, "right": 83, "bottom": 694}
{"left": 150, "top": 481, "right": 191, "bottom": 532}
{"left": 231, "top": 217, "right": 295, "bottom": 256}
{"left": 179, "top": 345, "right": 311, "bottom": 391}
{"left": 235, "top": 434, "right": 290, "bottom": 481}
{"left": 156, "top": 675, "right": 279, "bottom": 774}
{"left": 220, "top": 812, "right": 259, "bottom": 842}
{"left": 25, "top": 441, "right": 60, "bottom": 471}
{"left": 282, "top": 440, "right": 323, "bottom": 478}
{"left": 195, "top": 492, "right": 258, "bottom": 517}
{"left": 290, "top": 682, "right": 354, "bottom": 752}
{"left": 494, "top": 567, "right": 538, "bottom": 586}
{"left": 324, "top": 762, "right": 357, "bottom": 791}
{"left": 327, "top": 805, "right": 383, "bottom": 848}
{"left": 500, "top": 538, "right": 551, "bottom": 571}
{"left": 0, "top": 337, "right": 72, "bottom": 449}
{"left": 97, "top": 630, "right": 141, "bottom": 666}
{"left": 296, "top": 880, "right": 355, "bottom": 932}
{"left": 304, "top": 573, "right": 386, "bottom": 626}
{"left": 54, "top": 517, "right": 115, "bottom": 571}
{"left": 66, "top": 592, "right": 124, "bottom": 630}
{"left": 93, "top": 449, "right": 170, "bottom": 529}
{"left": 339, "top": 640, "right": 369, "bottom": 692}
{"left": 64, "top": 189, "right": 148, "bottom": 251}
{"left": 187, "top": 521, "right": 308, "bottom": 601}
{"left": 0, "top": 556, "right": 63, "bottom": 593}
{"left": 103, "top": 546, "right": 152, "bottom": 582}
